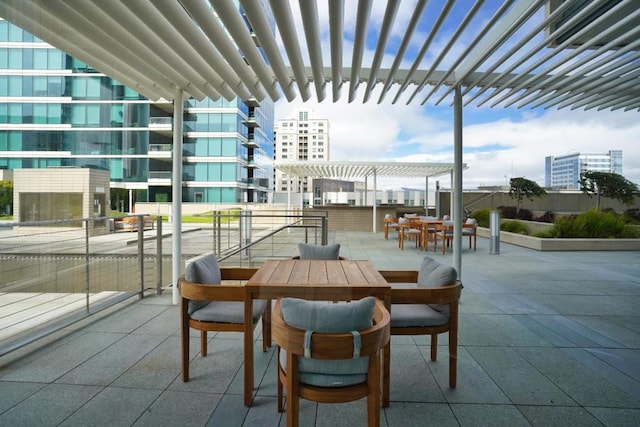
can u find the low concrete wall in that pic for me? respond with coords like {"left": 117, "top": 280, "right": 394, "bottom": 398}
{"left": 477, "top": 227, "right": 640, "bottom": 251}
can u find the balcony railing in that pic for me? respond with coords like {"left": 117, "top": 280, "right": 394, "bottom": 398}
{"left": 0, "top": 211, "right": 328, "bottom": 356}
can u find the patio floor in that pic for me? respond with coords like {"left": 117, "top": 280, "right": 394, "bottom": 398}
{"left": 1, "top": 230, "right": 639, "bottom": 426}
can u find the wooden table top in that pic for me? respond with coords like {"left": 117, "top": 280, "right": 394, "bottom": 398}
{"left": 246, "top": 259, "right": 389, "bottom": 291}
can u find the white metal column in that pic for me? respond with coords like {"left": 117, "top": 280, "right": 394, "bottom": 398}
{"left": 172, "top": 89, "right": 184, "bottom": 305}
{"left": 425, "top": 176, "right": 429, "bottom": 214}
{"left": 453, "top": 86, "right": 463, "bottom": 278}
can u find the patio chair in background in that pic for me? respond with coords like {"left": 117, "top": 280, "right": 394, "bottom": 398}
{"left": 179, "top": 253, "right": 271, "bottom": 381}
{"left": 273, "top": 296, "right": 390, "bottom": 427}
{"left": 398, "top": 217, "right": 423, "bottom": 250}
{"left": 292, "top": 242, "right": 344, "bottom": 259}
{"left": 384, "top": 214, "right": 399, "bottom": 240}
{"left": 463, "top": 218, "right": 477, "bottom": 250}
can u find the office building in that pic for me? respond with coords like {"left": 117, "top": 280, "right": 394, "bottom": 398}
{"left": 274, "top": 109, "right": 329, "bottom": 194}
{"left": 545, "top": 150, "right": 623, "bottom": 190}
{"left": 0, "top": 17, "right": 273, "bottom": 208}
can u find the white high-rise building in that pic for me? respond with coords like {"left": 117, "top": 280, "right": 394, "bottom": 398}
{"left": 274, "top": 109, "right": 329, "bottom": 193}
{"left": 545, "top": 150, "right": 623, "bottom": 190}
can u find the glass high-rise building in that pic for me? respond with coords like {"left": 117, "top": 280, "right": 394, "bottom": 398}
{"left": 545, "top": 150, "right": 623, "bottom": 190}
{"left": 0, "top": 18, "right": 274, "bottom": 208}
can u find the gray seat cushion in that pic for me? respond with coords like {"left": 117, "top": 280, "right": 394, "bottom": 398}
{"left": 279, "top": 297, "right": 375, "bottom": 387}
{"left": 184, "top": 254, "right": 222, "bottom": 315}
{"left": 297, "top": 243, "right": 341, "bottom": 260}
{"left": 190, "top": 299, "right": 267, "bottom": 324}
{"left": 391, "top": 304, "right": 449, "bottom": 327}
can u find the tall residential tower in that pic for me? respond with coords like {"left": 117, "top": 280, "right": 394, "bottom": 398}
{"left": 0, "top": 15, "right": 274, "bottom": 210}
{"left": 273, "top": 109, "right": 329, "bottom": 194}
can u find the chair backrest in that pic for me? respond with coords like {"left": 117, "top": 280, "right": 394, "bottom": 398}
{"left": 184, "top": 253, "right": 221, "bottom": 314}
{"left": 273, "top": 297, "right": 390, "bottom": 387}
{"left": 297, "top": 243, "right": 341, "bottom": 260}
{"left": 416, "top": 256, "right": 458, "bottom": 316}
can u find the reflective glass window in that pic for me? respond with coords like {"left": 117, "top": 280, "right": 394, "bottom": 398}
{"left": 221, "top": 137, "right": 237, "bottom": 156}
{"left": 220, "top": 163, "right": 236, "bottom": 181}
{"left": 8, "top": 49, "right": 21, "bottom": 69}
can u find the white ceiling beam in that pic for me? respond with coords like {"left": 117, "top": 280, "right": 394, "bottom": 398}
{"left": 482, "top": 0, "right": 635, "bottom": 108}
{"left": 406, "top": 0, "right": 485, "bottom": 105}
{"left": 61, "top": 0, "right": 209, "bottom": 101}
{"left": 328, "top": 0, "right": 344, "bottom": 102}
{"left": 348, "top": 0, "right": 372, "bottom": 103}
{"left": 362, "top": 0, "right": 399, "bottom": 103}
{"left": 149, "top": 0, "right": 252, "bottom": 101}
{"left": 420, "top": 0, "right": 514, "bottom": 106}
{"left": 299, "top": 0, "right": 326, "bottom": 101}
{"left": 391, "top": 0, "right": 455, "bottom": 104}
{"left": 218, "top": 0, "right": 291, "bottom": 102}
{"left": 460, "top": 0, "right": 572, "bottom": 106}
{"left": 377, "top": 0, "right": 427, "bottom": 104}
{"left": 180, "top": 0, "right": 268, "bottom": 101}
{"left": 269, "top": 0, "right": 311, "bottom": 101}
{"left": 446, "top": 0, "right": 543, "bottom": 104}
{"left": 121, "top": 0, "right": 235, "bottom": 100}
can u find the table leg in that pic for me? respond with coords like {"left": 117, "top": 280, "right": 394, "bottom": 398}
{"left": 244, "top": 295, "right": 254, "bottom": 407}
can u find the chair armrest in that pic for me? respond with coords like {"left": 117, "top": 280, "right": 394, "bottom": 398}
{"left": 378, "top": 270, "right": 419, "bottom": 283}
{"left": 391, "top": 281, "right": 462, "bottom": 305}
{"left": 179, "top": 277, "right": 246, "bottom": 302}
{"left": 220, "top": 267, "right": 258, "bottom": 281}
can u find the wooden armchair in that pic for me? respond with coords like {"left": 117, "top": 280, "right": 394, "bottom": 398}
{"left": 383, "top": 215, "right": 399, "bottom": 240}
{"left": 273, "top": 297, "right": 390, "bottom": 427}
{"left": 179, "top": 253, "right": 271, "bottom": 382}
{"left": 379, "top": 256, "right": 462, "bottom": 392}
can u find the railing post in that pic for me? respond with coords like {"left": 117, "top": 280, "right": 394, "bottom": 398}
{"left": 85, "top": 218, "right": 90, "bottom": 314}
{"left": 322, "top": 215, "right": 328, "bottom": 245}
{"left": 156, "top": 217, "right": 162, "bottom": 295}
{"left": 138, "top": 215, "right": 144, "bottom": 297}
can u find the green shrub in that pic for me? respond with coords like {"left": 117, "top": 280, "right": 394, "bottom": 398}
{"left": 501, "top": 220, "right": 530, "bottom": 235}
{"left": 470, "top": 209, "right": 490, "bottom": 228}
{"left": 549, "top": 209, "right": 638, "bottom": 238}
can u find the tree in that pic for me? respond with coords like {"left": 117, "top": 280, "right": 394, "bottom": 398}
{"left": 579, "top": 171, "right": 639, "bottom": 211}
{"left": 0, "top": 180, "right": 13, "bottom": 215}
{"left": 508, "top": 177, "right": 547, "bottom": 214}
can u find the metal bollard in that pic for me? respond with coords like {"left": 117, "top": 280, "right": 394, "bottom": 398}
{"left": 489, "top": 210, "right": 500, "bottom": 254}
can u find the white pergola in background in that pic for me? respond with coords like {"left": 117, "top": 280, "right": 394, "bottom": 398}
{"left": 0, "top": 0, "right": 637, "bottom": 298}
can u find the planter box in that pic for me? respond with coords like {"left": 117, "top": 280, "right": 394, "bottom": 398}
{"left": 477, "top": 227, "right": 640, "bottom": 251}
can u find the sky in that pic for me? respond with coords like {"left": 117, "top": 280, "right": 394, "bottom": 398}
{"left": 272, "top": 1, "right": 640, "bottom": 191}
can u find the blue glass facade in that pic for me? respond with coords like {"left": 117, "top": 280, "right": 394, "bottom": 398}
{"left": 0, "top": 19, "right": 274, "bottom": 206}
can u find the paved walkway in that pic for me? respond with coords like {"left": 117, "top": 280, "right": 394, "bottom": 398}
{"left": 1, "top": 231, "right": 639, "bottom": 426}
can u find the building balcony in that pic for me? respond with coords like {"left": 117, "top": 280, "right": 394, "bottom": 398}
{"left": 147, "top": 144, "right": 172, "bottom": 158}
{"left": 241, "top": 116, "right": 259, "bottom": 128}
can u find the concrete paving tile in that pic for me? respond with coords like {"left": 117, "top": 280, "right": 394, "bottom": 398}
{"left": 206, "top": 392, "right": 250, "bottom": 427}
{"left": 168, "top": 338, "right": 244, "bottom": 394}
{"left": 59, "top": 386, "right": 161, "bottom": 427}
{"left": 56, "top": 333, "right": 166, "bottom": 386}
{"left": 389, "top": 342, "right": 445, "bottom": 403}
{"left": 585, "top": 348, "right": 640, "bottom": 382}
{"left": 0, "top": 383, "right": 102, "bottom": 426}
{"left": 112, "top": 336, "right": 182, "bottom": 389}
{"left": 384, "top": 402, "right": 457, "bottom": 427}
{"left": 133, "top": 390, "right": 221, "bottom": 427}
{"left": 517, "top": 347, "right": 640, "bottom": 408}
{"left": 422, "top": 346, "right": 510, "bottom": 405}
{"left": 518, "top": 405, "right": 604, "bottom": 427}
{"left": 0, "top": 380, "right": 46, "bottom": 413}
{"left": 468, "top": 346, "right": 575, "bottom": 406}
{"left": 587, "top": 407, "right": 640, "bottom": 427}
{"left": 459, "top": 314, "right": 553, "bottom": 347}
{"left": 1, "top": 331, "right": 124, "bottom": 383}
{"left": 451, "top": 403, "right": 531, "bottom": 426}
{"left": 528, "top": 314, "right": 621, "bottom": 348}
{"left": 570, "top": 315, "right": 640, "bottom": 349}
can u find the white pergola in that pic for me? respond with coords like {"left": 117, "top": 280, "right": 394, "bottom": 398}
{"left": 0, "top": 0, "right": 637, "bottom": 301}
{"left": 275, "top": 160, "right": 466, "bottom": 231}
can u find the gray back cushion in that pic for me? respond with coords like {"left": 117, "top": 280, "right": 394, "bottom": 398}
{"left": 279, "top": 297, "right": 375, "bottom": 387}
{"left": 184, "top": 254, "right": 221, "bottom": 315}
{"left": 297, "top": 243, "right": 341, "bottom": 260}
{"left": 416, "top": 256, "right": 457, "bottom": 317}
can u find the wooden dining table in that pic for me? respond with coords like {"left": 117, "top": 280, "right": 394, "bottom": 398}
{"left": 243, "top": 259, "right": 391, "bottom": 407}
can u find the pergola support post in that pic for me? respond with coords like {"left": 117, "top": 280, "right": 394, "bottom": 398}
{"left": 172, "top": 89, "right": 184, "bottom": 305}
{"left": 453, "top": 86, "right": 463, "bottom": 278}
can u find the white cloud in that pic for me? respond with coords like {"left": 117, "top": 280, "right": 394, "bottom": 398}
{"left": 276, "top": 96, "right": 640, "bottom": 190}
